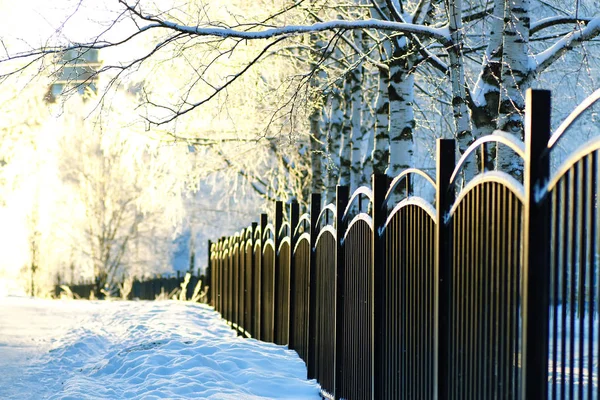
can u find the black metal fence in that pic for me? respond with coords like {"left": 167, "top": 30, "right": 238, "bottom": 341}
{"left": 209, "top": 89, "right": 600, "bottom": 400}
{"left": 55, "top": 271, "right": 209, "bottom": 301}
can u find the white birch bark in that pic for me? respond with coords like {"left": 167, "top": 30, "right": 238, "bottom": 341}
{"left": 325, "top": 84, "right": 344, "bottom": 204}
{"left": 361, "top": 124, "right": 374, "bottom": 185}
{"left": 385, "top": 37, "right": 415, "bottom": 203}
{"left": 497, "top": 0, "right": 530, "bottom": 178}
{"left": 372, "top": 65, "right": 390, "bottom": 175}
{"left": 472, "top": 0, "right": 505, "bottom": 139}
{"left": 349, "top": 31, "right": 366, "bottom": 193}
{"left": 338, "top": 76, "right": 353, "bottom": 188}
{"left": 498, "top": 0, "right": 530, "bottom": 135}
{"left": 310, "top": 105, "right": 324, "bottom": 194}
{"left": 370, "top": 2, "right": 391, "bottom": 176}
{"left": 309, "top": 35, "right": 327, "bottom": 195}
{"left": 445, "top": 0, "right": 475, "bottom": 181}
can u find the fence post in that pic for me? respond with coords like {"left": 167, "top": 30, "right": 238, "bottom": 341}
{"left": 273, "top": 201, "right": 284, "bottom": 344}
{"left": 522, "top": 89, "right": 551, "bottom": 400}
{"left": 259, "top": 213, "right": 268, "bottom": 341}
{"left": 372, "top": 173, "right": 389, "bottom": 399}
{"left": 334, "top": 185, "right": 349, "bottom": 400}
{"left": 207, "top": 240, "right": 212, "bottom": 305}
{"left": 249, "top": 222, "right": 258, "bottom": 337}
{"left": 435, "top": 138, "right": 456, "bottom": 400}
{"left": 221, "top": 236, "right": 231, "bottom": 326}
{"left": 217, "top": 240, "right": 221, "bottom": 313}
{"left": 307, "top": 193, "right": 322, "bottom": 380}
{"left": 288, "top": 201, "right": 300, "bottom": 350}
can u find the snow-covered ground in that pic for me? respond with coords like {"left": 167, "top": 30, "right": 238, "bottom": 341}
{"left": 0, "top": 297, "right": 320, "bottom": 399}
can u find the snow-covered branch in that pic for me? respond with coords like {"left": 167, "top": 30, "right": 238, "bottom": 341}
{"left": 530, "top": 17, "right": 600, "bottom": 78}
{"left": 119, "top": 0, "right": 450, "bottom": 43}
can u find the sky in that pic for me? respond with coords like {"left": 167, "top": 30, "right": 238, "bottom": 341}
{"left": 0, "top": 0, "right": 150, "bottom": 69}
{"left": 1, "top": 1, "right": 108, "bottom": 47}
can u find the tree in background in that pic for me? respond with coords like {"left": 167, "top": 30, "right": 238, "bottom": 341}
{"left": 1, "top": 0, "right": 599, "bottom": 203}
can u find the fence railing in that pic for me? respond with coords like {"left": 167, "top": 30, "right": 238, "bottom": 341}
{"left": 209, "top": 88, "right": 600, "bottom": 400}
{"left": 55, "top": 270, "right": 209, "bottom": 301}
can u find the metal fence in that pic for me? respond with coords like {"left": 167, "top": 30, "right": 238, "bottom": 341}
{"left": 209, "top": 89, "right": 600, "bottom": 400}
{"left": 55, "top": 271, "right": 208, "bottom": 301}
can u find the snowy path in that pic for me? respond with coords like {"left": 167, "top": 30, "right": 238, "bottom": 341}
{"left": 0, "top": 297, "right": 320, "bottom": 400}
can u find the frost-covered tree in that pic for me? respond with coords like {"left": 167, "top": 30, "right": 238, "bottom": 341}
{"left": 1, "top": 0, "right": 599, "bottom": 192}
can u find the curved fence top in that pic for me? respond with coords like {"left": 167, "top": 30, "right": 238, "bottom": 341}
{"left": 262, "top": 223, "right": 275, "bottom": 242}
{"left": 293, "top": 213, "right": 311, "bottom": 237}
{"left": 384, "top": 168, "right": 437, "bottom": 204}
{"left": 546, "top": 136, "right": 600, "bottom": 193}
{"left": 253, "top": 226, "right": 261, "bottom": 241}
{"left": 279, "top": 222, "right": 290, "bottom": 241}
{"left": 314, "top": 225, "right": 336, "bottom": 245}
{"left": 244, "top": 226, "right": 253, "bottom": 241}
{"left": 448, "top": 170, "right": 525, "bottom": 221}
{"left": 342, "top": 213, "right": 373, "bottom": 243}
{"left": 384, "top": 197, "right": 437, "bottom": 232}
{"left": 293, "top": 232, "right": 311, "bottom": 253}
{"left": 316, "top": 203, "right": 336, "bottom": 229}
{"left": 547, "top": 87, "right": 600, "bottom": 151}
{"left": 342, "top": 186, "right": 373, "bottom": 222}
{"left": 449, "top": 131, "right": 526, "bottom": 187}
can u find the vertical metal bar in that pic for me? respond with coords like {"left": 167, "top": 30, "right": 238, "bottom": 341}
{"left": 469, "top": 185, "right": 476, "bottom": 399}
{"left": 249, "top": 223, "right": 257, "bottom": 337}
{"left": 289, "top": 202, "right": 299, "bottom": 349}
{"left": 418, "top": 204, "right": 423, "bottom": 397}
{"left": 307, "top": 194, "right": 321, "bottom": 379}
{"left": 587, "top": 152, "right": 597, "bottom": 399}
{"left": 407, "top": 203, "right": 413, "bottom": 399}
{"left": 420, "top": 207, "right": 425, "bottom": 399}
{"left": 406, "top": 205, "right": 410, "bottom": 399}
{"left": 576, "top": 159, "right": 586, "bottom": 400}
{"left": 273, "top": 202, "right": 283, "bottom": 344}
{"left": 334, "top": 186, "right": 349, "bottom": 400}
{"left": 560, "top": 176, "right": 568, "bottom": 400}
{"left": 549, "top": 183, "right": 562, "bottom": 399}
{"left": 505, "top": 189, "right": 515, "bottom": 397}
{"left": 435, "top": 139, "right": 456, "bottom": 400}
{"left": 259, "top": 215, "right": 267, "bottom": 341}
{"left": 522, "top": 89, "right": 551, "bottom": 400}
{"left": 476, "top": 184, "right": 483, "bottom": 399}
{"left": 513, "top": 196, "right": 521, "bottom": 398}
{"left": 208, "top": 240, "right": 213, "bottom": 305}
{"left": 596, "top": 151, "right": 600, "bottom": 400}
{"left": 568, "top": 165, "right": 577, "bottom": 399}
{"left": 486, "top": 183, "right": 494, "bottom": 399}
{"left": 498, "top": 185, "right": 507, "bottom": 399}
{"left": 453, "top": 190, "right": 463, "bottom": 399}
{"left": 373, "top": 174, "right": 389, "bottom": 400}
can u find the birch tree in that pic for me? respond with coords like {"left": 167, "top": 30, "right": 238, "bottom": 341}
{"left": 2, "top": 0, "right": 599, "bottom": 192}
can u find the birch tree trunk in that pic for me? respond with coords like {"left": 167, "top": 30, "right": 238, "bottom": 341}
{"left": 386, "top": 38, "right": 414, "bottom": 176}
{"left": 309, "top": 35, "right": 327, "bottom": 195}
{"left": 325, "top": 84, "right": 344, "bottom": 204}
{"left": 472, "top": 0, "right": 505, "bottom": 139}
{"left": 445, "top": 0, "right": 475, "bottom": 181}
{"left": 349, "top": 31, "right": 366, "bottom": 193}
{"left": 373, "top": 65, "right": 390, "bottom": 175}
{"left": 361, "top": 107, "right": 374, "bottom": 186}
{"left": 310, "top": 106, "right": 324, "bottom": 194}
{"left": 338, "top": 75, "right": 353, "bottom": 188}
{"left": 370, "top": 2, "right": 391, "bottom": 176}
{"left": 497, "top": 0, "right": 530, "bottom": 178}
{"left": 386, "top": 37, "right": 416, "bottom": 203}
